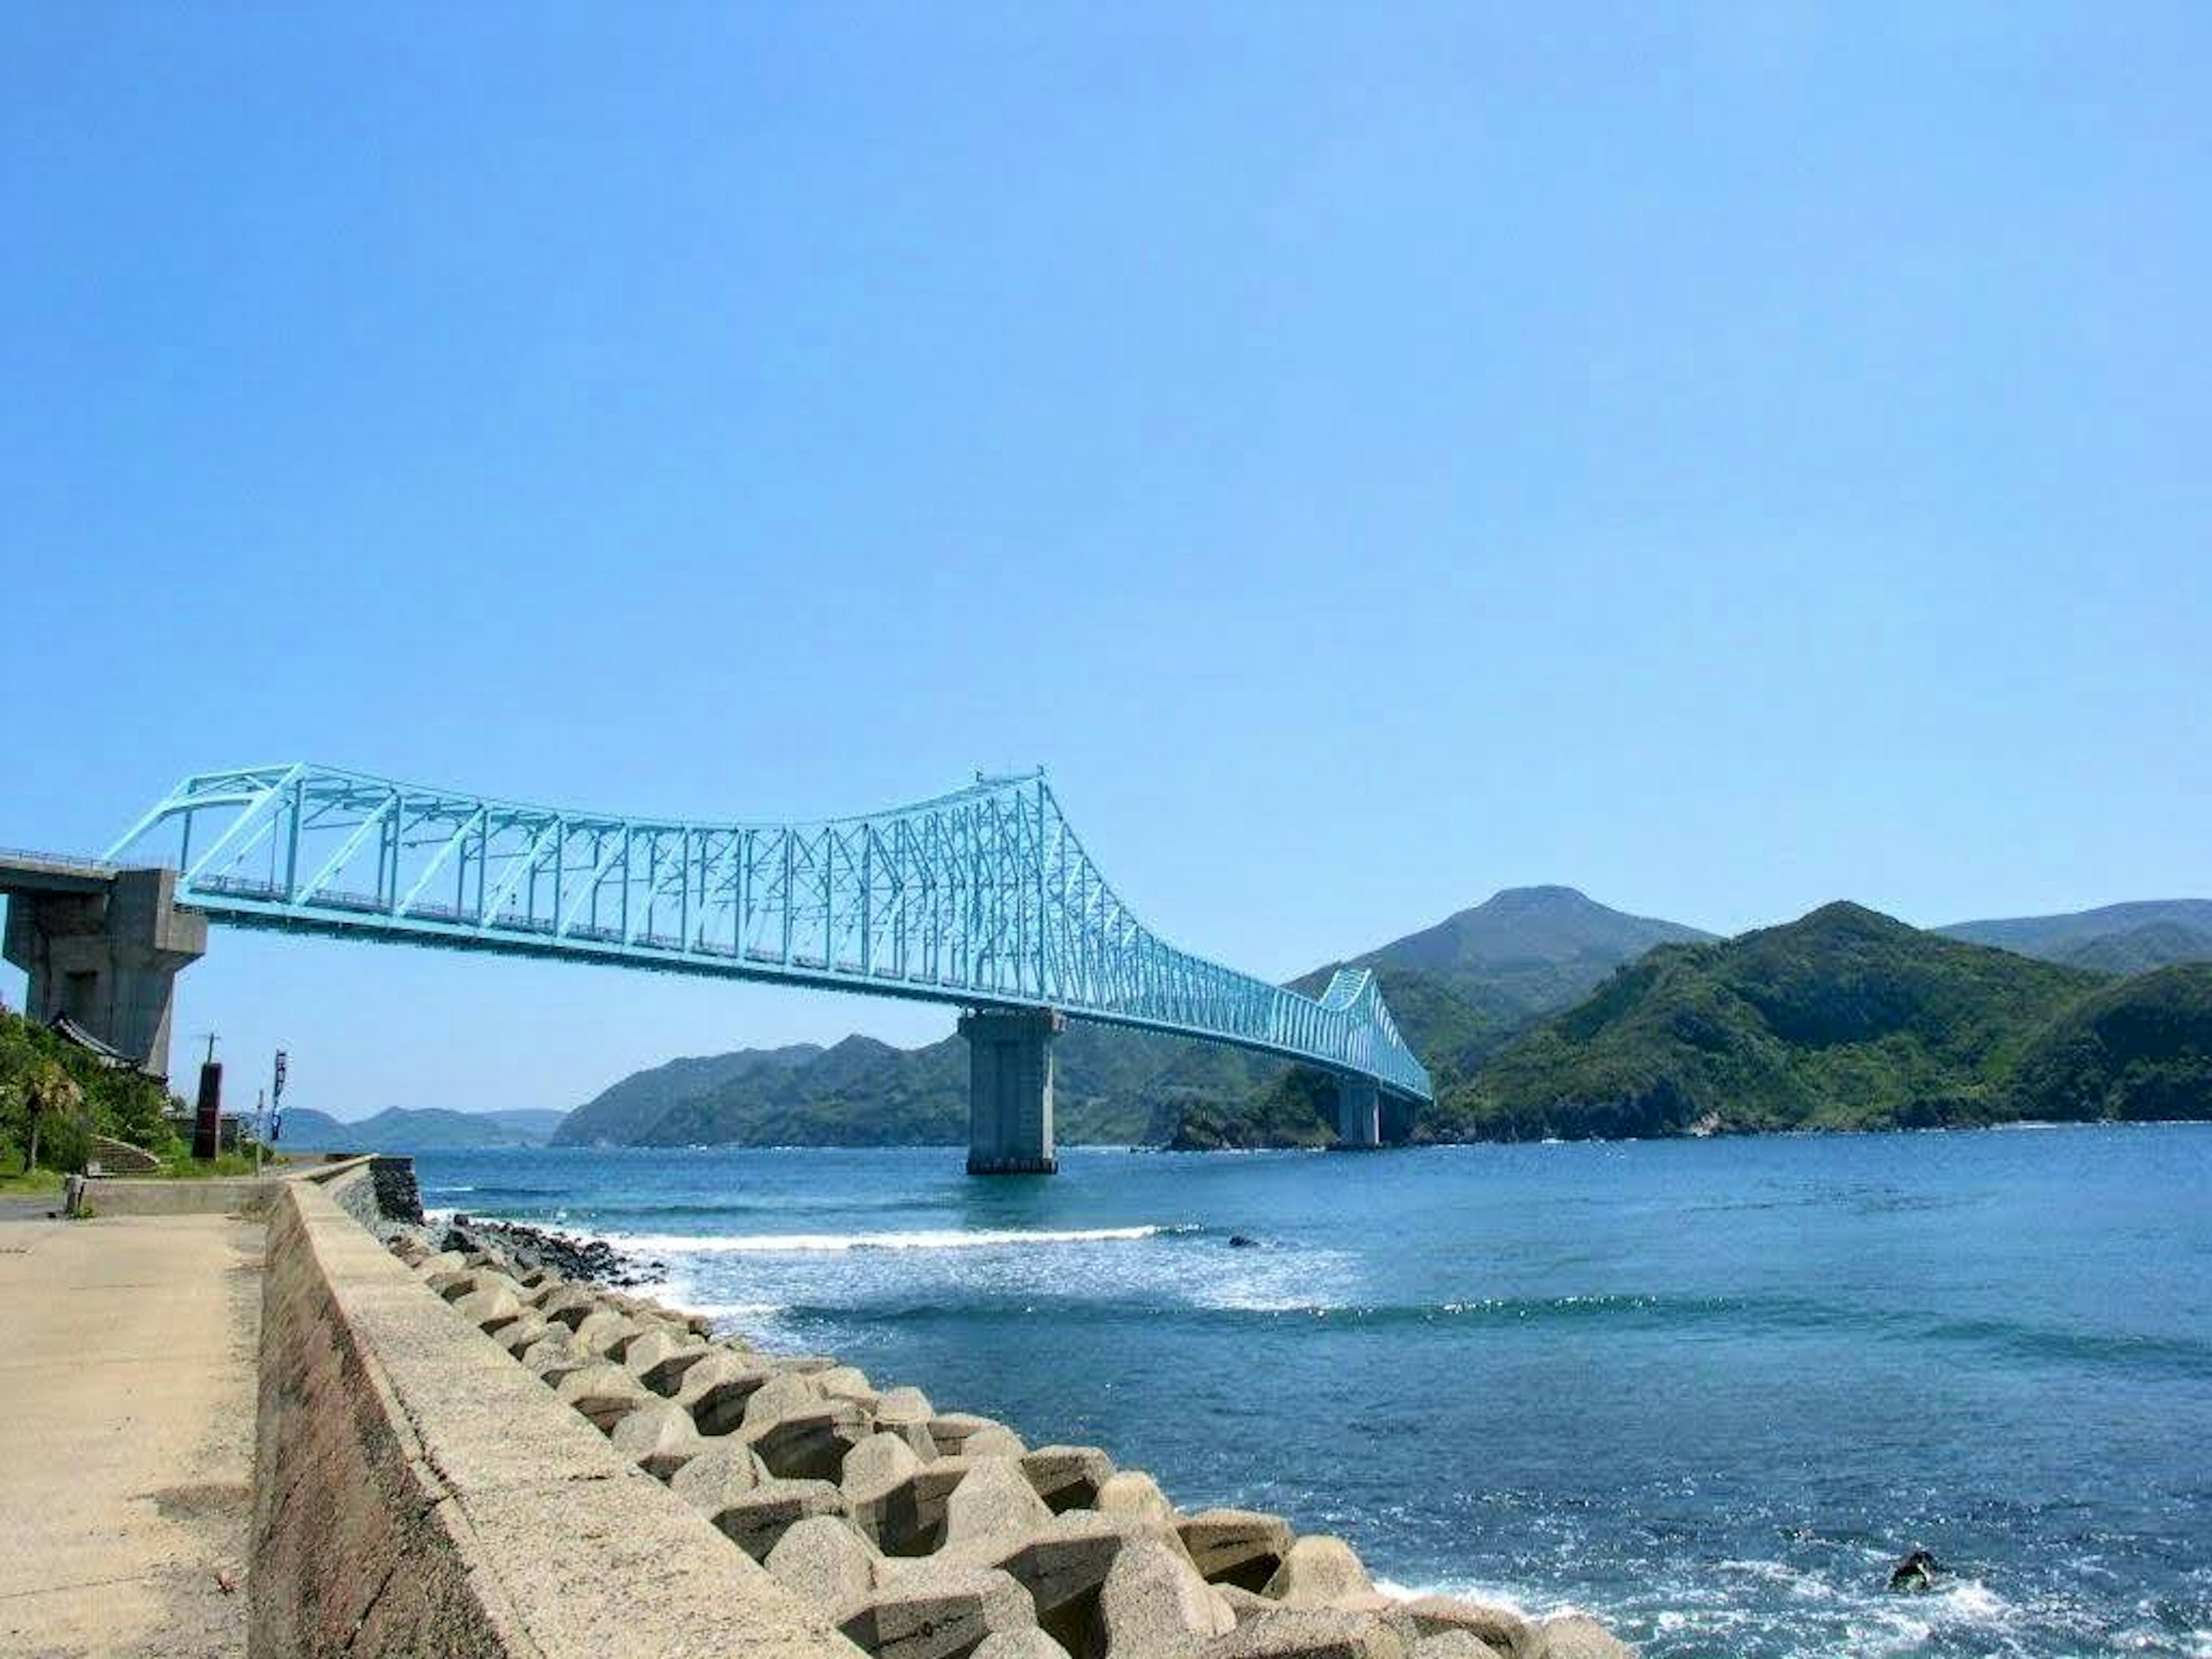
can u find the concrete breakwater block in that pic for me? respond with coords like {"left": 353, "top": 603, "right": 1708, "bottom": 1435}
{"left": 1396, "top": 1597, "right": 1529, "bottom": 1656}
{"left": 842, "top": 1562, "right": 1038, "bottom": 1659}
{"left": 713, "top": 1476, "right": 849, "bottom": 1560}
{"left": 1178, "top": 1511, "right": 1294, "bottom": 1593}
{"left": 390, "top": 1232, "right": 1630, "bottom": 1659}
{"left": 552, "top": 1362, "right": 651, "bottom": 1431}
{"left": 1022, "top": 1446, "right": 1116, "bottom": 1513}
{"left": 1262, "top": 1538, "right": 1377, "bottom": 1610}
{"left": 675, "top": 1350, "right": 777, "bottom": 1433}
{"left": 767, "top": 1514, "right": 880, "bottom": 1615}
{"left": 1094, "top": 1533, "right": 1237, "bottom": 1657}
{"left": 609, "top": 1399, "right": 709, "bottom": 1479}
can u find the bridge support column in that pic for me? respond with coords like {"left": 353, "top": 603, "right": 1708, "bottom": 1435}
{"left": 1334, "top": 1076, "right": 1381, "bottom": 1150}
{"left": 960, "top": 1007, "right": 1063, "bottom": 1175}
{"left": 2, "top": 868, "right": 205, "bottom": 1080}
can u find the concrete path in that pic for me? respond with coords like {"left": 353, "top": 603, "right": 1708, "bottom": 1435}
{"left": 0, "top": 1214, "right": 263, "bottom": 1659}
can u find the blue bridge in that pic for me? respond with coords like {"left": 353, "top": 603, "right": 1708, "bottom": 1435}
{"left": 3, "top": 766, "right": 1430, "bottom": 1172}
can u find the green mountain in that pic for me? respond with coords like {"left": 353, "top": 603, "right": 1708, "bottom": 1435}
{"left": 551, "top": 886, "right": 1710, "bottom": 1149}
{"left": 2010, "top": 964, "right": 2212, "bottom": 1122}
{"left": 1431, "top": 903, "right": 2107, "bottom": 1140}
{"left": 1294, "top": 885, "right": 1714, "bottom": 1089}
{"left": 278, "top": 1105, "right": 567, "bottom": 1152}
{"left": 1940, "top": 900, "right": 2212, "bottom": 974}
{"left": 612, "top": 1024, "right": 1234, "bottom": 1149}
{"left": 555, "top": 1044, "right": 824, "bottom": 1146}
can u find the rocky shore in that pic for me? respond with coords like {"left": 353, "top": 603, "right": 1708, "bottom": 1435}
{"left": 389, "top": 1215, "right": 1637, "bottom": 1659}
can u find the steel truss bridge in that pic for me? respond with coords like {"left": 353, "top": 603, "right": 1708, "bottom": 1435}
{"left": 107, "top": 765, "right": 1433, "bottom": 1103}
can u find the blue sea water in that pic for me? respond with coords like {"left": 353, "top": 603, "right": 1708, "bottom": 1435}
{"left": 413, "top": 1126, "right": 2212, "bottom": 1658}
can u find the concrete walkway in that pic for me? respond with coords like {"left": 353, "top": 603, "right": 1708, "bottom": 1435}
{"left": 0, "top": 1214, "right": 262, "bottom": 1659}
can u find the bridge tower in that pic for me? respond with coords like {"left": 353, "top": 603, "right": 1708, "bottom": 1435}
{"left": 960, "top": 1007, "right": 1063, "bottom": 1175}
{"left": 1, "top": 863, "right": 206, "bottom": 1080}
{"left": 1334, "top": 1075, "right": 1382, "bottom": 1150}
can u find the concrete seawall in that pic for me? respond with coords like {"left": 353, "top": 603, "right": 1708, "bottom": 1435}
{"left": 251, "top": 1169, "right": 863, "bottom": 1658}
{"left": 67, "top": 1154, "right": 382, "bottom": 1218}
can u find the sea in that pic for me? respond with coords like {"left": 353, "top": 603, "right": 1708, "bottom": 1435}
{"left": 412, "top": 1124, "right": 2212, "bottom": 1659}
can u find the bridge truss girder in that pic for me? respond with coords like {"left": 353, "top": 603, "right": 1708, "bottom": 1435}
{"left": 107, "top": 764, "right": 1433, "bottom": 1102}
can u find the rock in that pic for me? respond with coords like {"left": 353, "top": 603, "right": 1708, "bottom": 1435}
{"left": 1887, "top": 1550, "right": 1942, "bottom": 1593}
{"left": 609, "top": 1399, "right": 707, "bottom": 1480}
{"left": 1529, "top": 1616, "right": 1634, "bottom": 1659}
{"left": 1097, "top": 1471, "right": 1177, "bottom": 1526}
{"left": 423, "top": 1270, "right": 474, "bottom": 1301}
{"left": 1396, "top": 1599, "right": 1525, "bottom": 1657}
{"left": 552, "top": 1361, "right": 652, "bottom": 1431}
{"left": 1022, "top": 1446, "right": 1116, "bottom": 1513}
{"left": 1228, "top": 1236, "right": 1262, "bottom": 1249}
{"left": 1205, "top": 1608, "right": 1407, "bottom": 1659}
{"left": 944, "top": 1456, "right": 1056, "bottom": 1555}
{"left": 1177, "top": 1511, "right": 1294, "bottom": 1592}
{"left": 766, "top": 1514, "right": 880, "bottom": 1615}
{"left": 673, "top": 1351, "right": 775, "bottom": 1434}
{"left": 841, "top": 1562, "right": 1036, "bottom": 1659}
{"left": 707, "top": 1476, "right": 848, "bottom": 1560}
{"left": 669, "top": 1441, "right": 770, "bottom": 1511}
{"left": 1095, "top": 1532, "right": 1237, "bottom": 1657}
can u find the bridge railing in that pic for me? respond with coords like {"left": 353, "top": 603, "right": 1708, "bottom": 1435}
{"left": 106, "top": 764, "right": 1433, "bottom": 1100}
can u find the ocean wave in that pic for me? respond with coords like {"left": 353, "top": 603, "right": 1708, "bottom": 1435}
{"left": 599, "top": 1224, "right": 1190, "bottom": 1255}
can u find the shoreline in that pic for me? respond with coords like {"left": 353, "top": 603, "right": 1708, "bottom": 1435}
{"left": 399, "top": 1206, "right": 1635, "bottom": 1659}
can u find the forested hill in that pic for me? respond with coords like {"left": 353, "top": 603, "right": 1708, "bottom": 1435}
{"left": 1426, "top": 903, "right": 2101, "bottom": 1139}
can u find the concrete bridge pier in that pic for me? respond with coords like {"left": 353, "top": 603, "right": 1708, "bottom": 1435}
{"left": 1334, "top": 1075, "right": 1381, "bottom": 1149}
{"left": 960, "top": 1007, "right": 1063, "bottom": 1175}
{"left": 2, "top": 865, "right": 204, "bottom": 1080}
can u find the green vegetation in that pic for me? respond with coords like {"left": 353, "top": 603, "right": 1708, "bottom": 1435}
{"left": 2009, "top": 964, "right": 2212, "bottom": 1122}
{"left": 1433, "top": 905, "right": 2099, "bottom": 1138}
{"left": 0, "top": 1001, "right": 181, "bottom": 1175}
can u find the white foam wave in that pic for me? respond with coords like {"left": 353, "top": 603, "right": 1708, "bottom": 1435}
{"left": 603, "top": 1224, "right": 1177, "bottom": 1256}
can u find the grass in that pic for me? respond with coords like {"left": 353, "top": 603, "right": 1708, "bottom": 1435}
{"left": 0, "top": 1165, "right": 64, "bottom": 1198}
{"left": 156, "top": 1147, "right": 266, "bottom": 1179}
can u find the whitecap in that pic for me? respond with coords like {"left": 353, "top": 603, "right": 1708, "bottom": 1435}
{"left": 598, "top": 1224, "right": 1177, "bottom": 1255}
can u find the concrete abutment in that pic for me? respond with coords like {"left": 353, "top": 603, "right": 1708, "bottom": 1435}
{"left": 1, "top": 863, "right": 204, "bottom": 1078}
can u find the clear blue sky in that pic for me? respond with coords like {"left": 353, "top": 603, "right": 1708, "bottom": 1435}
{"left": 2, "top": 6, "right": 2205, "bottom": 1120}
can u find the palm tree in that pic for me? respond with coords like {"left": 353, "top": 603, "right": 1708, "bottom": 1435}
{"left": 21, "top": 1060, "right": 84, "bottom": 1174}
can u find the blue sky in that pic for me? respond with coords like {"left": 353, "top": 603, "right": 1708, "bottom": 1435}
{"left": 2, "top": 5, "right": 2205, "bottom": 1120}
